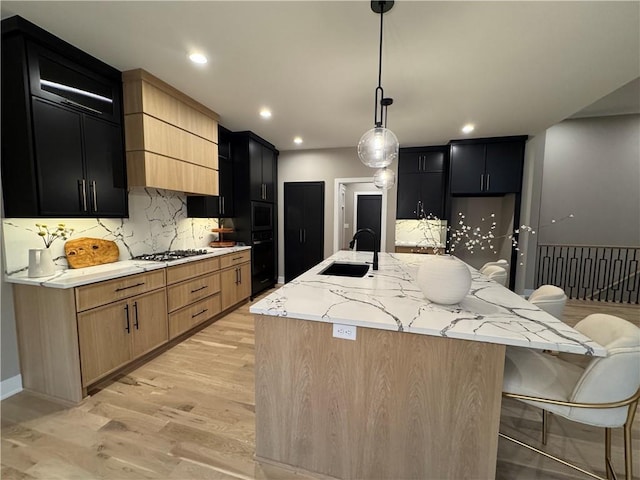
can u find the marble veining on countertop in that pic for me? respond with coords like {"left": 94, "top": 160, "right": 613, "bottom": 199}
{"left": 250, "top": 251, "right": 606, "bottom": 356}
{"left": 5, "top": 246, "right": 251, "bottom": 289}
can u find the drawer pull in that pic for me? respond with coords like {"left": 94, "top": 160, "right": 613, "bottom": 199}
{"left": 115, "top": 282, "right": 145, "bottom": 292}
{"left": 232, "top": 256, "right": 244, "bottom": 261}
{"left": 133, "top": 301, "right": 139, "bottom": 330}
{"left": 124, "top": 304, "right": 130, "bottom": 333}
{"left": 190, "top": 285, "right": 208, "bottom": 293}
{"left": 191, "top": 308, "right": 208, "bottom": 319}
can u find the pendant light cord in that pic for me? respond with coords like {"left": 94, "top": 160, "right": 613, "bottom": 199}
{"left": 374, "top": 2, "right": 385, "bottom": 127}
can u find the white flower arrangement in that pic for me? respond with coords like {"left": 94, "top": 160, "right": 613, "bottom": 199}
{"left": 415, "top": 206, "right": 574, "bottom": 265}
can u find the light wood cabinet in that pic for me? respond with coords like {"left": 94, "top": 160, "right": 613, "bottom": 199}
{"left": 221, "top": 262, "right": 251, "bottom": 311}
{"left": 76, "top": 271, "right": 168, "bottom": 387}
{"left": 77, "top": 289, "right": 168, "bottom": 386}
{"left": 167, "top": 257, "right": 222, "bottom": 339}
{"left": 11, "top": 250, "right": 251, "bottom": 404}
{"left": 122, "top": 68, "right": 220, "bottom": 195}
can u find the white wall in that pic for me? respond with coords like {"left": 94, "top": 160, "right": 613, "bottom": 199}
{"left": 277, "top": 147, "right": 397, "bottom": 279}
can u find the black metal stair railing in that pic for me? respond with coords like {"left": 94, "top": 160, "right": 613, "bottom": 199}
{"left": 535, "top": 244, "right": 640, "bottom": 304}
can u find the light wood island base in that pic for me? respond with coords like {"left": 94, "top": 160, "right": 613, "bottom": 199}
{"left": 255, "top": 315, "right": 506, "bottom": 480}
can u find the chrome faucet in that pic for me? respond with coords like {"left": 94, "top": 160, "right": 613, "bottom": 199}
{"left": 349, "top": 228, "right": 379, "bottom": 270}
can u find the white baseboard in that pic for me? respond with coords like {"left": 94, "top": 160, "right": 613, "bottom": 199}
{"left": 277, "top": 276, "right": 285, "bottom": 285}
{"left": 0, "top": 374, "right": 22, "bottom": 400}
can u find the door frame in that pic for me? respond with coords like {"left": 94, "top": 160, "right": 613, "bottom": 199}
{"left": 333, "top": 177, "right": 387, "bottom": 254}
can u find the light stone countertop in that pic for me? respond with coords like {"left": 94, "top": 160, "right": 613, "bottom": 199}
{"left": 250, "top": 251, "right": 606, "bottom": 357}
{"left": 4, "top": 246, "right": 251, "bottom": 289}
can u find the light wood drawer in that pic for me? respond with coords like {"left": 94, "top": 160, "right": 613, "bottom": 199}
{"left": 166, "top": 257, "right": 221, "bottom": 285}
{"left": 126, "top": 151, "right": 218, "bottom": 196}
{"left": 169, "top": 293, "right": 221, "bottom": 339}
{"left": 75, "top": 270, "right": 166, "bottom": 312}
{"left": 167, "top": 272, "right": 220, "bottom": 313}
{"left": 220, "top": 250, "right": 251, "bottom": 269}
{"left": 125, "top": 113, "right": 217, "bottom": 169}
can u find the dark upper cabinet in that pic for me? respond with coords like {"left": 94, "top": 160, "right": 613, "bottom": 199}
{"left": 248, "top": 140, "right": 277, "bottom": 202}
{"left": 187, "top": 126, "right": 235, "bottom": 218}
{"left": 449, "top": 137, "right": 526, "bottom": 195}
{"left": 1, "top": 16, "right": 127, "bottom": 218}
{"left": 396, "top": 147, "right": 446, "bottom": 219}
{"left": 284, "top": 182, "right": 324, "bottom": 283}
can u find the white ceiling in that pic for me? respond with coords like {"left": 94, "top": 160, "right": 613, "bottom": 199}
{"left": 2, "top": 1, "right": 639, "bottom": 151}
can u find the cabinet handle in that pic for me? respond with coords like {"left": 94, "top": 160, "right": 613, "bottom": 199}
{"left": 299, "top": 229, "right": 303, "bottom": 243}
{"left": 115, "top": 282, "right": 145, "bottom": 292}
{"left": 238, "top": 267, "right": 242, "bottom": 284}
{"left": 486, "top": 174, "right": 490, "bottom": 190}
{"left": 232, "top": 256, "right": 243, "bottom": 261}
{"left": 90, "top": 180, "right": 98, "bottom": 212}
{"left": 218, "top": 196, "right": 222, "bottom": 214}
{"left": 79, "top": 179, "right": 88, "bottom": 212}
{"left": 124, "top": 304, "right": 130, "bottom": 333}
{"left": 480, "top": 173, "right": 485, "bottom": 191}
{"left": 133, "top": 301, "right": 139, "bottom": 330}
{"left": 416, "top": 200, "right": 422, "bottom": 219}
{"left": 235, "top": 267, "right": 239, "bottom": 285}
{"left": 191, "top": 308, "right": 208, "bottom": 319}
{"left": 302, "top": 229, "right": 306, "bottom": 244}
{"left": 61, "top": 98, "right": 103, "bottom": 115}
{"left": 222, "top": 196, "right": 225, "bottom": 214}
{"left": 190, "top": 285, "right": 207, "bottom": 293}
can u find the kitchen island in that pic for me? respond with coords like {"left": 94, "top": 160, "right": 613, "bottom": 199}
{"left": 250, "top": 251, "right": 604, "bottom": 479}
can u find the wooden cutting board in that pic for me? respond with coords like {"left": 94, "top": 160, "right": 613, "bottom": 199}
{"left": 65, "top": 237, "right": 119, "bottom": 269}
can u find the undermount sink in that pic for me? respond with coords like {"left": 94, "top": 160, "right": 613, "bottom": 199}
{"left": 319, "top": 262, "right": 370, "bottom": 278}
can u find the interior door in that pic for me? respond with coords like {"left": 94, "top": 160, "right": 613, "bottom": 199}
{"left": 355, "top": 194, "right": 382, "bottom": 252}
{"left": 284, "top": 182, "right": 325, "bottom": 283}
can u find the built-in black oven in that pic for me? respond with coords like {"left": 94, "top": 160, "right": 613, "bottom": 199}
{"left": 251, "top": 201, "right": 273, "bottom": 231}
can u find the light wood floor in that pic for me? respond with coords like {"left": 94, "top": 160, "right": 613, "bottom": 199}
{"left": 2, "top": 297, "right": 638, "bottom": 480}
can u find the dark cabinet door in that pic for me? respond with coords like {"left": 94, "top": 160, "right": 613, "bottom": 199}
{"left": 484, "top": 142, "right": 524, "bottom": 194}
{"left": 397, "top": 172, "right": 445, "bottom": 219}
{"left": 284, "top": 182, "right": 324, "bottom": 283}
{"left": 218, "top": 156, "right": 234, "bottom": 217}
{"left": 84, "top": 116, "right": 127, "bottom": 216}
{"left": 32, "top": 98, "right": 86, "bottom": 216}
{"left": 449, "top": 143, "right": 486, "bottom": 195}
{"left": 249, "top": 139, "right": 263, "bottom": 201}
{"left": 261, "top": 145, "right": 276, "bottom": 202}
{"left": 396, "top": 173, "right": 423, "bottom": 219}
{"left": 419, "top": 173, "right": 445, "bottom": 218}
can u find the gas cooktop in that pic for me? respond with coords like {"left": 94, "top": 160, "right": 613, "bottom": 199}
{"left": 132, "top": 249, "right": 209, "bottom": 262}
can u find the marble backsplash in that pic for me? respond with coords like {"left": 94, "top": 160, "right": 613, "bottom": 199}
{"left": 395, "top": 219, "right": 447, "bottom": 247}
{"left": 3, "top": 188, "right": 225, "bottom": 274}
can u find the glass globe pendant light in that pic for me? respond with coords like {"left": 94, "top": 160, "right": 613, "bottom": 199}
{"left": 358, "top": 1, "right": 399, "bottom": 171}
{"left": 373, "top": 167, "right": 395, "bottom": 190}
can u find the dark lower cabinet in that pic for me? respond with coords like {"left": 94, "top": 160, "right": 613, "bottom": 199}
{"left": 284, "top": 182, "right": 324, "bottom": 283}
{"left": 449, "top": 137, "right": 526, "bottom": 195}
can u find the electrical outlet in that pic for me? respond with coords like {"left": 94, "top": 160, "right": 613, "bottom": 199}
{"left": 333, "top": 323, "right": 357, "bottom": 341}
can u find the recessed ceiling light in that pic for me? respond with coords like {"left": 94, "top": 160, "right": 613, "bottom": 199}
{"left": 293, "top": 137, "right": 303, "bottom": 145}
{"left": 462, "top": 124, "right": 475, "bottom": 134}
{"left": 260, "top": 109, "right": 272, "bottom": 119}
{"left": 189, "top": 53, "right": 208, "bottom": 64}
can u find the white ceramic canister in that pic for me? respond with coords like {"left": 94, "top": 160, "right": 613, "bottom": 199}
{"left": 28, "top": 248, "right": 56, "bottom": 278}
